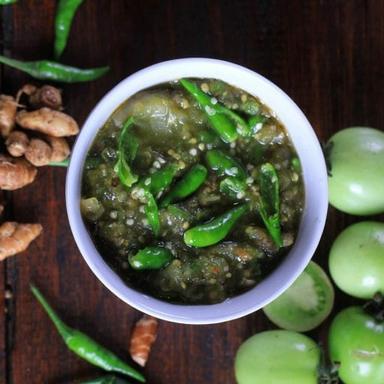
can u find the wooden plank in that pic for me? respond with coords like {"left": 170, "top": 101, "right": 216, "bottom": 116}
{"left": 0, "top": 0, "right": 382, "bottom": 383}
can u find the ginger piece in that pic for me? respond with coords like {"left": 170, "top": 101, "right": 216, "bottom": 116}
{"left": 16, "top": 84, "right": 62, "bottom": 110}
{"left": 129, "top": 315, "right": 158, "bottom": 367}
{"left": 0, "top": 222, "right": 42, "bottom": 260}
{"left": 25, "top": 138, "right": 53, "bottom": 167}
{"left": 5, "top": 131, "right": 29, "bottom": 157}
{"left": 16, "top": 108, "right": 79, "bottom": 137}
{"left": 6, "top": 131, "right": 70, "bottom": 166}
{"left": 0, "top": 154, "right": 37, "bottom": 190}
{"left": 0, "top": 95, "right": 17, "bottom": 138}
{"left": 6, "top": 131, "right": 70, "bottom": 167}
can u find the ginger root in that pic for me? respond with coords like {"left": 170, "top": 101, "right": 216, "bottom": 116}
{"left": 16, "top": 84, "right": 62, "bottom": 110}
{"left": 16, "top": 107, "right": 79, "bottom": 137}
{"left": 0, "top": 222, "right": 42, "bottom": 260}
{"left": 0, "top": 95, "right": 17, "bottom": 138}
{"left": 6, "top": 130, "right": 70, "bottom": 166}
{"left": 129, "top": 315, "right": 158, "bottom": 367}
{"left": 0, "top": 154, "right": 37, "bottom": 190}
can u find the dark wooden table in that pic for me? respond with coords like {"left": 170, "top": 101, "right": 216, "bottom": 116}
{"left": 0, "top": 1, "right": 383, "bottom": 383}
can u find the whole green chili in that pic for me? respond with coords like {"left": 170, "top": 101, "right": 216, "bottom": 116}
{"left": 30, "top": 285, "right": 145, "bottom": 382}
{"left": 114, "top": 117, "right": 139, "bottom": 188}
{"left": 205, "top": 149, "right": 246, "bottom": 180}
{"left": 144, "top": 191, "right": 160, "bottom": 236}
{"left": 139, "top": 164, "right": 179, "bottom": 197}
{"left": 129, "top": 246, "right": 173, "bottom": 270}
{"left": 258, "top": 163, "right": 282, "bottom": 247}
{"left": 80, "top": 375, "right": 131, "bottom": 384}
{"left": 0, "top": 55, "right": 109, "bottom": 83}
{"left": 160, "top": 164, "right": 207, "bottom": 208}
{"left": 184, "top": 204, "right": 248, "bottom": 247}
{"left": 54, "top": 0, "right": 85, "bottom": 59}
{"left": 180, "top": 79, "right": 250, "bottom": 142}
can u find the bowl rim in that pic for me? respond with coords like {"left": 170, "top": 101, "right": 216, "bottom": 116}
{"left": 66, "top": 58, "right": 328, "bottom": 324}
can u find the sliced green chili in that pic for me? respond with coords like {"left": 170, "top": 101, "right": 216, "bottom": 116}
{"left": 219, "top": 177, "right": 247, "bottom": 199}
{"left": 30, "top": 285, "right": 145, "bottom": 382}
{"left": 129, "top": 246, "right": 173, "bottom": 270}
{"left": 54, "top": 0, "right": 85, "bottom": 59}
{"left": 114, "top": 117, "right": 139, "bottom": 188}
{"left": 0, "top": 55, "right": 109, "bottom": 83}
{"left": 80, "top": 375, "right": 131, "bottom": 384}
{"left": 205, "top": 149, "right": 246, "bottom": 179}
{"left": 160, "top": 164, "right": 207, "bottom": 208}
{"left": 184, "top": 204, "right": 248, "bottom": 247}
{"left": 180, "top": 79, "right": 250, "bottom": 142}
{"left": 139, "top": 164, "right": 179, "bottom": 197}
{"left": 258, "top": 163, "right": 282, "bottom": 247}
{"left": 144, "top": 191, "right": 160, "bottom": 236}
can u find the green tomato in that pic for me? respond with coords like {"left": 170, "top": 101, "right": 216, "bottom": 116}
{"left": 327, "top": 127, "right": 384, "bottom": 215}
{"left": 329, "top": 306, "right": 384, "bottom": 384}
{"left": 235, "top": 330, "right": 320, "bottom": 384}
{"left": 263, "top": 261, "right": 334, "bottom": 331}
{"left": 329, "top": 221, "right": 384, "bottom": 299}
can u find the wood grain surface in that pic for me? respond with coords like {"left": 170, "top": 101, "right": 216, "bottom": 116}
{"left": 0, "top": 1, "right": 383, "bottom": 383}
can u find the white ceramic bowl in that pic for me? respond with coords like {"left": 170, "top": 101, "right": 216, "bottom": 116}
{"left": 66, "top": 58, "right": 328, "bottom": 324}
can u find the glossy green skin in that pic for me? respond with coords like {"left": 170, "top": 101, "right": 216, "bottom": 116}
{"left": 54, "top": 0, "right": 84, "bottom": 59}
{"left": 129, "top": 246, "right": 173, "bottom": 270}
{"left": 0, "top": 0, "right": 17, "bottom": 4}
{"left": 160, "top": 164, "right": 207, "bottom": 207}
{"left": 235, "top": 330, "right": 320, "bottom": 384}
{"left": 327, "top": 127, "right": 384, "bottom": 215}
{"left": 258, "top": 163, "right": 282, "bottom": 247}
{"left": 180, "top": 79, "right": 243, "bottom": 142}
{"left": 30, "top": 286, "right": 145, "bottom": 382}
{"left": 184, "top": 204, "right": 248, "bottom": 247}
{"left": 329, "top": 221, "right": 384, "bottom": 299}
{"left": 206, "top": 150, "right": 246, "bottom": 179}
{"left": 263, "top": 261, "right": 334, "bottom": 331}
{"left": 329, "top": 306, "right": 384, "bottom": 384}
{"left": 114, "top": 117, "right": 138, "bottom": 188}
{"left": 0, "top": 54, "right": 109, "bottom": 83}
{"left": 139, "top": 164, "right": 178, "bottom": 196}
{"left": 219, "top": 177, "right": 246, "bottom": 199}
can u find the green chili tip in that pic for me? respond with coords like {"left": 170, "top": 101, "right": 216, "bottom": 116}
{"left": 54, "top": 0, "right": 85, "bottom": 59}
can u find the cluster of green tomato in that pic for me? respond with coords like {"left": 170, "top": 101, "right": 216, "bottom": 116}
{"left": 235, "top": 127, "right": 384, "bottom": 384}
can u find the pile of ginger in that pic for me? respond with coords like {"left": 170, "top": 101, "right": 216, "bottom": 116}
{"left": 0, "top": 84, "right": 79, "bottom": 260}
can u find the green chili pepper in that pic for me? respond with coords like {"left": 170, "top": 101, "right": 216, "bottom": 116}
{"left": 205, "top": 149, "right": 246, "bottom": 180}
{"left": 49, "top": 158, "right": 70, "bottom": 167}
{"left": 54, "top": 0, "right": 84, "bottom": 59}
{"left": 129, "top": 246, "right": 173, "bottom": 270}
{"left": 166, "top": 204, "right": 192, "bottom": 222}
{"left": 114, "top": 117, "right": 139, "bottom": 188}
{"left": 30, "top": 285, "right": 145, "bottom": 382}
{"left": 144, "top": 191, "right": 160, "bottom": 236}
{"left": 219, "top": 177, "right": 247, "bottom": 199}
{"left": 258, "top": 163, "right": 282, "bottom": 247}
{"left": 160, "top": 164, "right": 207, "bottom": 208}
{"left": 0, "top": 54, "right": 109, "bottom": 83}
{"left": 180, "top": 79, "right": 250, "bottom": 142}
{"left": 80, "top": 375, "right": 131, "bottom": 384}
{"left": 0, "top": 0, "right": 17, "bottom": 5}
{"left": 139, "top": 164, "right": 179, "bottom": 197}
{"left": 184, "top": 204, "right": 248, "bottom": 247}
